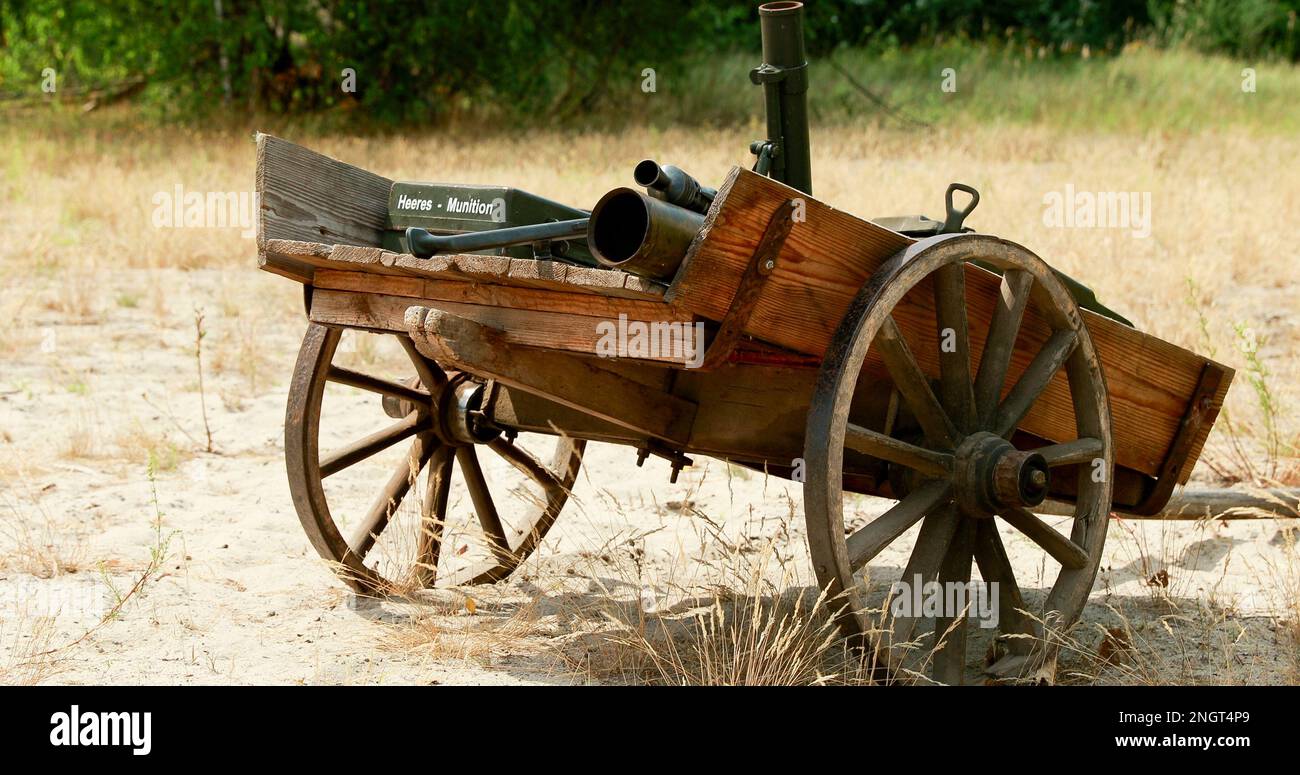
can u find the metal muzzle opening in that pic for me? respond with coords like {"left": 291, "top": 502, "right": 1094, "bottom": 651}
{"left": 587, "top": 187, "right": 704, "bottom": 281}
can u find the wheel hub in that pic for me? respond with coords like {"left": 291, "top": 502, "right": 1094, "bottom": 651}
{"left": 381, "top": 373, "right": 498, "bottom": 445}
{"left": 952, "top": 431, "right": 1050, "bottom": 517}
{"left": 442, "top": 377, "right": 500, "bottom": 445}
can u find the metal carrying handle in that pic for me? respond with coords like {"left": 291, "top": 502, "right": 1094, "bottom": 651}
{"left": 942, "top": 183, "right": 980, "bottom": 234}
{"left": 405, "top": 219, "right": 588, "bottom": 259}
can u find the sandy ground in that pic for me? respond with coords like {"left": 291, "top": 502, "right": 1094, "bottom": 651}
{"left": 1, "top": 265, "right": 1296, "bottom": 685}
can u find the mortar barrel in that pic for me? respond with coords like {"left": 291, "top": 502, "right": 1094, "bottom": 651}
{"left": 758, "top": 1, "right": 812, "bottom": 194}
{"left": 587, "top": 187, "right": 704, "bottom": 280}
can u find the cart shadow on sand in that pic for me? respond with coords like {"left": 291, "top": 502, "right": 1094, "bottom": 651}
{"left": 337, "top": 528, "right": 1294, "bottom": 685}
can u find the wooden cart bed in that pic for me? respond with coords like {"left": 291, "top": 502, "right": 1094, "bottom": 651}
{"left": 256, "top": 134, "right": 1232, "bottom": 508}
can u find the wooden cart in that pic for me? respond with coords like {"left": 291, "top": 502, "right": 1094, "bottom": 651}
{"left": 257, "top": 134, "right": 1232, "bottom": 683}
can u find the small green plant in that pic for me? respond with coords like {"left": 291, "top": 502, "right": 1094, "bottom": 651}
{"left": 1232, "top": 320, "right": 1286, "bottom": 480}
{"left": 1183, "top": 278, "right": 1294, "bottom": 484}
{"left": 101, "top": 453, "right": 178, "bottom": 619}
{"left": 27, "top": 455, "right": 182, "bottom": 660}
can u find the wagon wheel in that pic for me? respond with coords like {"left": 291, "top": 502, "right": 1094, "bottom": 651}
{"left": 804, "top": 234, "right": 1113, "bottom": 685}
{"left": 285, "top": 322, "right": 585, "bottom": 595}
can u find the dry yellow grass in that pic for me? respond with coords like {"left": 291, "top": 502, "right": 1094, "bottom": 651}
{"left": 0, "top": 485, "right": 84, "bottom": 579}
{"left": 0, "top": 615, "right": 62, "bottom": 685}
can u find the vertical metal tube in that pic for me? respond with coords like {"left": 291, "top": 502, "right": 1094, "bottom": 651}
{"left": 758, "top": 1, "right": 812, "bottom": 194}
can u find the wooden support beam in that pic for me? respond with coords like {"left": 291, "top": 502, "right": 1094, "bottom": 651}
{"left": 312, "top": 269, "right": 675, "bottom": 322}
{"left": 308, "top": 288, "right": 696, "bottom": 366}
{"left": 1038, "top": 488, "right": 1300, "bottom": 520}
{"left": 405, "top": 306, "right": 697, "bottom": 444}
{"left": 264, "top": 239, "right": 665, "bottom": 301}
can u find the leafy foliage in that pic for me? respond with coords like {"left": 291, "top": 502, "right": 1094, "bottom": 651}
{"left": 1, "top": 0, "right": 1297, "bottom": 122}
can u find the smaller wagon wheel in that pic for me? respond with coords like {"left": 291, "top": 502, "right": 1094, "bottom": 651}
{"left": 285, "top": 322, "right": 585, "bottom": 595}
{"left": 804, "top": 234, "right": 1114, "bottom": 684}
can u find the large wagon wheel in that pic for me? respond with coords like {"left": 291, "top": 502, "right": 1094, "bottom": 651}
{"left": 804, "top": 234, "right": 1114, "bottom": 684}
{"left": 285, "top": 322, "right": 585, "bottom": 595}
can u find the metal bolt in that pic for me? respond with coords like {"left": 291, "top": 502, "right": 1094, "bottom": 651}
{"left": 1029, "top": 469, "right": 1047, "bottom": 489}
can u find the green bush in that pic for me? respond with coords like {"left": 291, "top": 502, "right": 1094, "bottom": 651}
{"left": 1, "top": 0, "right": 1297, "bottom": 124}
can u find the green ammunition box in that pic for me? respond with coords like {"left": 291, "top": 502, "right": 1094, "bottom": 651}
{"left": 384, "top": 181, "right": 595, "bottom": 265}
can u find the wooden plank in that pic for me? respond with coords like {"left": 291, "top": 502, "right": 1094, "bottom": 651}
{"left": 503, "top": 258, "right": 665, "bottom": 300}
{"left": 256, "top": 134, "right": 393, "bottom": 281}
{"left": 672, "top": 167, "right": 1231, "bottom": 479}
{"left": 262, "top": 237, "right": 666, "bottom": 301}
{"left": 406, "top": 307, "right": 696, "bottom": 444}
{"left": 312, "top": 269, "right": 680, "bottom": 323}
{"left": 668, "top": 166, "right": 912, "bottom": 346}
{"left": 309, "top": 289, "right": 696, "bottom": 365}
{"left": 674, "top": 360, "right": 828, "bottom": 463}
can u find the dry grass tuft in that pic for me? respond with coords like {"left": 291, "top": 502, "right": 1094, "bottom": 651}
{"left": 375, "top": 589, "right": 549, "bottom": 667}
{"left": 0, "top": 485, "right": 85, "bottom": 578}
{"left": 553, "top": 506, "right": 877, "bottom": 686}
{"left": 0, "top": 616, "right": 63, "bottom": 685}
{"left": 1262, "top": 525, "right": 1300, "bottom": 682}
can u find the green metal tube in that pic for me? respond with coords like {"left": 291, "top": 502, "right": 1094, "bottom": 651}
{"left": 587, "top": 188, "right": 705, "bottom": 280}
{"left": 758, "top": 1, "right": 812, "bottom": 194}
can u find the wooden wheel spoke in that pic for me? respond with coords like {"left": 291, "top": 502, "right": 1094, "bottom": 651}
{"left": 456, "top": 446, "right": 513, "bottom": 562}
{"left": 799, "top": 237, "right": 1113, "bottom": 677}
{"left": 998, "top": 506, "right": 1089, "bottom": 569}
{"left": 972, "top": 519, "right": 1034, "bottom": 645}
{"left": 287, "top": 322, "right": 585, "bottom": 596}
{"left": 844, "top": 423, "right": 951, "bottom": 479}
{"left": 320, "top": 412, "right": 424, "bottom": 478}
{"left": 349, "top": 434, "right": 435, "bottom": 559}
{"left": 934, "top": 263, "right": 977, "bottom": 432}
{"left": 1038, "top": 437, "right": 1104, "bottom": 467}
{"left": 399, "top": 335, "right": 448, "bottom": 392}
{"left": 972, "top": 269, "right": 1033, "bottom": 426}
{"left": 876, "top": 317, "right": 958, "bottom": 449}
{"left": 886, "top": 504, "right": 960, "bottom": 649}
{"left": 413, "top": 445, "right": 455, "bottom": 587}
{"left": 990, "top": 329, "right": 1078, "bottom": 438}
{"left": 326, "top": 365, "right": 429, "bottom": 404}
{"left": 488, "top": 437, "right": 565, "bottom": 495}
{"left": 846, "top": 480, "right": 952, "bottom": 571}
{"left": 931, "top": 518, "right": 974, "bottom": 685}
